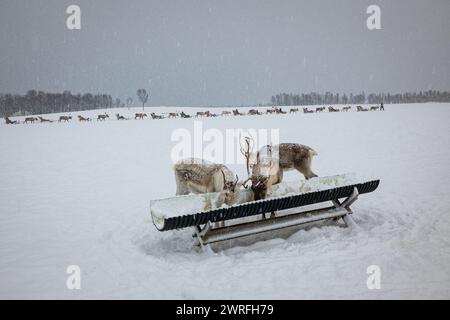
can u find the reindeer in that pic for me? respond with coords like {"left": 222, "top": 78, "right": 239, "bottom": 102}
{"left": 196, "top": 111, "right": 206, "bottom": 117}
{"left": 356, "top": 106, "right": 368, "bottom": 112}
{"left": 221, "top": 111, "right": 232, "bottom": 116}
{"left": 116, "top": 114, "right": 128, "bottom": 120}
{"left": 174, "top": 159, "right": 242, "bottom": 226}
{"left": 315, "top": 107, "right": 326, "bottom": 113}
{"left": 303, "top": 108, "right": 314, "bottom": 114}
{"left": 240, "top": 136, "right": 318, "bottom": 201}
{"left": 248, "top": 109, "right": 262, "bottom": 116}
{"left": 232, "top": 109, "right": 244, "bottom": 116}
{"left": 168, "top": 112, "right": 179, "bottom": 118}
{"left": 150, "top": 113, "right": 164, "bottom": 119}
{"left": 202, "top": 111, "right": 218, "bottom": 117}
{"left": 290, "top": 108, "right": 299, "bottom": 113}
{"left": 328, "top": 106, "right": 340, "bottom": 112}
{"left": 38, "top": 116, "right": 53, "bottom": 123}
{"left": 77, "top": 115, "right": 91, "bottom": 122}
{"left": 135, "top": 113, "right": 147, "bottom": 120}
{"left": 266, "top": 108, "right": 275, "bottom": 114}
{"left": 180, "top": 112, "right": 191, "bottom": 118}
{"left": 59, "top": 116, "right": 72, "bottom": 122}
{"left": 5, "top": 117, "right": 19, "bottom": 125}
{"left": 370, "top": 106, "right": 380, "bottom": 111}
{"left": 97, "top": 113, "right": 109, "bottom": 121}
{"left": 274, "top": 107, "right": 287, "bottom": 114}
{"left": 342, "top": 106, "right": 351, "bottom": 112}
{"left": 24, "top": 117, "right": 38, "bottom": 124}
{"left": 174, "top": 159, "right": 238, "bottom": 195}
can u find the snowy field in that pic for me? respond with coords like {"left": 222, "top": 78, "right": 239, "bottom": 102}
{"left": 0, "top": 103, "right": 449, "bottom": 299}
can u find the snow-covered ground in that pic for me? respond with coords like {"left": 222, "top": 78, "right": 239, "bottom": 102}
{"left": 0, "top": 103, "right": 449, "bottom": 299}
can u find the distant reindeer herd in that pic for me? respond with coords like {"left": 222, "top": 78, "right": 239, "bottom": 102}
{"left": 3, "top": 103, "right": 385, "bottom": 126}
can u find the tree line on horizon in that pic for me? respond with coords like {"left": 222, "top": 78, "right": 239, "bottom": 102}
{"left": 1, "top": 89, "right": 450, "bottom": 117}
{"left": 0, "top": 90, "right": 116, "bottom": 117}
{"left": 0, "top": 89, "right": 152, "bottom": 117}
{"left": 270, "top": 90, "right": 450, "bottom": 106}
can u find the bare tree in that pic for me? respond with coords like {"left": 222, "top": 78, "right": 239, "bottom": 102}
{"left": 126, "top": 97, "right": 133, "bottom": 110}
{"left": 137, "top": 89, "right": 149, "bottom": 111}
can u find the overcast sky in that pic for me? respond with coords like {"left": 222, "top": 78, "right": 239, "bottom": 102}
{"left": 0, "top": 0, "right": 449, "bottom": 106}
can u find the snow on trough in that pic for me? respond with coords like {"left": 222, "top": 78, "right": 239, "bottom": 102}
{"left": 150, "top": 173, "right": 367, "bottom": 221}
{"left": 0, "top": 103, "right": 449, "bottom": 299}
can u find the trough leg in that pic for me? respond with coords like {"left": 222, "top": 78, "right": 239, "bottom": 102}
{"left": 332, "top": 187, "right": 360, "bottom": 229}
{"left": 193, "top": 225, "right": 214, "bottom": 254}
{"left": 342, "top": 214, "right": 358, "bottom": 229}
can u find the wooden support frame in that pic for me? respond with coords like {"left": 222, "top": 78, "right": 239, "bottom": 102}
{"left": 193, "top": 187, "right": 360, "bottom": 252}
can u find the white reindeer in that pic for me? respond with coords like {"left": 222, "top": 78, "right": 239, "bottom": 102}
{"left": 174, "top": 158, "right": 241, "bottom": 207}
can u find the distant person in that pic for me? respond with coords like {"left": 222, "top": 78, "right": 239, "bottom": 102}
{"left": 380, "top": 103, "right": 385, "bottom": 111}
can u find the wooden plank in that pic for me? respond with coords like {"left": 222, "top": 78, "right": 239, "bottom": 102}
{"left": 201, "top": 207, "right": 348, "bottom": 245}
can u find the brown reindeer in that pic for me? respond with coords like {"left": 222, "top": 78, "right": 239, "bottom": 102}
{"left": 38, "top": 116, "right": 53, "bottom": 123}
{"left": 168, "top": 112, "right": 179, "bottom": 118}
{"left": 24, "top": 117, "right": 38, "bottom": 124}
{"left": 59, "top": 116, "right": 72, "bottom": 122}
{"left": 356, "top": 106, "right": 368, "bottom": 112}
{"left": 150, "top": 113, "right": 164, "bottom": 119}
{"left": 248, "top": 109, "right": 262, "bottom": 115}
{"left": 328, "top": 106, "right": 340, "bottom": 112}
{"left": 135, "top": 113, "right": 147, "bottom": 120}
{"left": 274, "top": 107, "right": 287, "bottom": 114}
{"left": 77, "top": 115, "right": 91, "bottom": 122}
{"left": 202, "top": 111, "right": 218, "bottom": 117}
{"left": 315, "top": 107, "right": 326, "bottom": 113}
{"left": 5, "top": 117, "right": 19, "bottom": 125}
{"left": 116, "top": 114, "right": 128, "bottom": 120}
{"left": 240, "top": 136, "right": 318, "bottom": 201}
{"left": 290, "top": 108, "right": 299, "bottom": 113}
{"left": 342, "top": 106, "right": 351, "bottom": 112}
{"left": 370, "top": 106, "right": 380, "bottom": 111}
{"left": 97, "top": 113, "right": 109, "bottom": 121}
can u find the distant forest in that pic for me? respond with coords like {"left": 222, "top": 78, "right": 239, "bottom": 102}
{"left": 0, "top": 90, "right": 118, "bottom": 117}
{"left": 270, "top": 90, "right": 450, "bottom": 106}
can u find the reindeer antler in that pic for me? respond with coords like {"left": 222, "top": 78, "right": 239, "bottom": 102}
{"left": 239, "top": 133, "right": 255, "bottom": 175}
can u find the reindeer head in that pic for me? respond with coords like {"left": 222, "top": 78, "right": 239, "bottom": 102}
{"left": 241, "top": 143, "right": 279, "bottom": 201}
{"left": 245, "top": 174, "right": 271, "bottom": 201}
{"left": 224, "top": 173, "right": 240, "bottom": 193}
{"left": 216, "top": 171, "right": 241, "bottom": 207}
